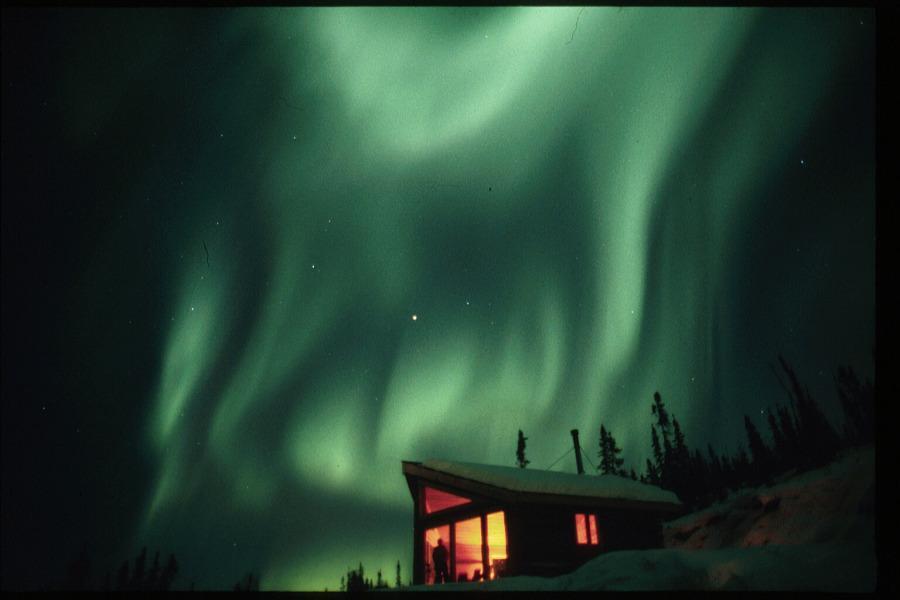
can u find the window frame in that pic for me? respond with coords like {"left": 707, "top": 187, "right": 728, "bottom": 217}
{"left": 574, "top": 512, "right": 599, "bottom": 546}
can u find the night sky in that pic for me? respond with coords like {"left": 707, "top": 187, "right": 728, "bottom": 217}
{"left": 1, "top": 7, "right": 876, "bottom": 591}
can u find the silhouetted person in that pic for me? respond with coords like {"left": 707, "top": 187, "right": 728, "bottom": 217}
{"left": 432, "top": 539, "right": 449, "bottom": 584}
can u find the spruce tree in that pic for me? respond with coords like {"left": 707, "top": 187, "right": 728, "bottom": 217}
{"left": 733, "top": 444, "right": 751, "bottom": 489}
{"left": 234, "top": 572, "right": 259, "bottom": 592}
{"left": 776, "top": 356, "right": 840, "bottom": 469}
{"left": 650, "top": 425, "right": 664, "bottom": 485}
{"left": 160, "top": 554, "right": 178, "bottom": 591}
{"left": 651, "top": 392, "right": 672, "bottom": 448}
{"left": 147, "top": 551, "right": 160, "bottom": 591}
{"left": 682, "top": 449, "right": 704, "bottom": 509}
{"left": 706, "top": 444, "right": 725, "bottom": 501}
{"left": 835, "top": 366, "right": 874, "bottom": 446}
{"left": 777, "top": 403, "right": 801, "bottom": 468}
{"left": 598, "top": 425, "right": 625, "bottom": 475}
{"left": 115, "top": 560, "right": 129, "bottom": 591}
{"left": 396, "top": 560, "right": 402, "bottom": 588}
{"left": 516, "top": 430, "right": 530, "bottom": 468}
{"left": 670, "top": 417, "right": 690, "bottom": 486}
{"left": 743, "top": 415, "right": 774, "bottom": 484}
{"left": 651, "top": 392, "right": 674, "bottom": 489}
{"left": 598, "top": 425, "right": 609, "bottom": 473}
{"left": 130, "top": 547, "right": 146, "bottom": 591}
{"left": 766, "top": 407, "right": 787, "bottom": 474}
{"left": 645, "top": 458, "right": 659, "bottom": 486}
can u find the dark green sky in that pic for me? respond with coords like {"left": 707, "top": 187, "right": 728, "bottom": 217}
{"left": 2, "top": 7, "right": 875, "bottom": 591}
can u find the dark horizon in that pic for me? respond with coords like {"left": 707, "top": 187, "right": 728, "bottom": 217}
{"left": 1, "top": 7, "right": 880, "bottom": 591}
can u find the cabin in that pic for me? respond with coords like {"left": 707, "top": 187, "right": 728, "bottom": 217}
{"left": 402, "top": 433, "right": 683, "bottom": 585}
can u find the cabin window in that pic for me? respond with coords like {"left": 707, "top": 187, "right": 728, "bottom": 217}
{"left": 424, "top": 486, "right": 471, "bottom": 514}
{"left": 486, "top": 511, "right": 508, "bottom": 579}
{"left": 575, "top": 513, "right": 599, "bottom": 545}
{"left": 423, "top": 511, "right": 509, "bottom": 585}
{"left": 424, "top": 524, "right": 450, "bottom": 585}
{"left": 454, "top": 516, "right": 483, "bottom": 582}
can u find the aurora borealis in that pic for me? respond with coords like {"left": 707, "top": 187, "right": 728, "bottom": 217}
{"left": 1, "top": 7, "right": 876, "bottom": 591}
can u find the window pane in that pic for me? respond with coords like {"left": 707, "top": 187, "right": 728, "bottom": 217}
{"left": 575, "top": 513, "right": 588, "bottom": 544}
{"left": 424, "top": 525, "right": 450, "bottom": 585}
{"left": 454, "top": 517, "right": 483, "bottom": 582}
{"left": 589, "top": 514, "right": 598, "bottom": 545}
{"left": 486, "top": 512, "right": 507, "bottom": 579}
{"left": 424, "top": 486, "right": 471, "bottom": 514}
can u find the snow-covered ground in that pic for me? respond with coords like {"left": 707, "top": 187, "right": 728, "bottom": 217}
{"left": 407, "top": 446, "right": 876, "bottom": 591}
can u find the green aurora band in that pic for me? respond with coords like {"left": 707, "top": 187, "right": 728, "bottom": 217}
{"left": 46, "top": 7, "right": 873, "bottom": 590}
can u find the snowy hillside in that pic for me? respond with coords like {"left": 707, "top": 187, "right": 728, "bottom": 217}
{"left": 407, "top": 446, "right": 876, "bottom": 592}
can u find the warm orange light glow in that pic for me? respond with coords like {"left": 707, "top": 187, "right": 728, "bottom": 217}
{"left": 575, "top": 513, "right": 588, "bottom": 544}
{"left": 424, "top": 486, "right": 471, "bottom": 514}
{"left": 575, "top": 513, "right": 598, "bottom": 545}
{"left": 454, "top": 517, "right": 483, "bottom": 582}
{"left": 486, "top": 512, "right": 507, "bottom": 579}
{"left": 424, "top": 525, "right": 450, "bottom": 585}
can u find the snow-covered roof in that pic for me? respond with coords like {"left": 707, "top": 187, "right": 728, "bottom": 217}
{"left": 418, "top": 459, "right": 681, "bottom": 506}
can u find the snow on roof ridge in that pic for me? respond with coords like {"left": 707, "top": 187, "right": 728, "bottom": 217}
{"left": 421, "top": 458, "right": 681, "bottom": 505}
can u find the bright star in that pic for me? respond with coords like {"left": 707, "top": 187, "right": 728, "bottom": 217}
{"left": 411, "top": 314, "right": 417, "bottom": 321}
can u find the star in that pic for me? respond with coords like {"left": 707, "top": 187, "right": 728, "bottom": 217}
{"left": 411, "top": 314, "right": 418, "bottom": 321}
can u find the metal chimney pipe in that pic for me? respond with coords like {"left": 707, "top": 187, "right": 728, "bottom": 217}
{"left": 570, "top": 429, "right": 585, "bottom": 475}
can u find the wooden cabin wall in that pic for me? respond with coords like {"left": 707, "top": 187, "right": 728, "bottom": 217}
{"left": 505, "top": 504, "right": 667, "bottom": 578}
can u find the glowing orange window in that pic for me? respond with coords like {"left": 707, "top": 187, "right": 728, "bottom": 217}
{"left": 486, "top": 512, "right": 508, "bottom": 580}
{"left": 424, "top": 525, "right": 451, "bottom": 585}
{"left": 424, "top": 486, "right": 471, "bottom": 514}
{"left": 575, "top": 513, "right": 599, "bottom": 545}
{"left": 454, "top": 517, "right": 483, "bottom": 582}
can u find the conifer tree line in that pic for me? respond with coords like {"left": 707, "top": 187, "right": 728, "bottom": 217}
{"left": 60, "top": 545, "right": 181, "bottom": 591}
{"left": 340, "top": 561, "right": 405, "bottom": 591}
{"left": 60, "top": 544, "right": 270, "bottom": 591}
{"left": 518, "top": 355, "right": 874, "bottom": 512}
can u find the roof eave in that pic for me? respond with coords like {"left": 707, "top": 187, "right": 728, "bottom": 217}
{"left": 402, "top": 461, "right": 683, "bottom": 514}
